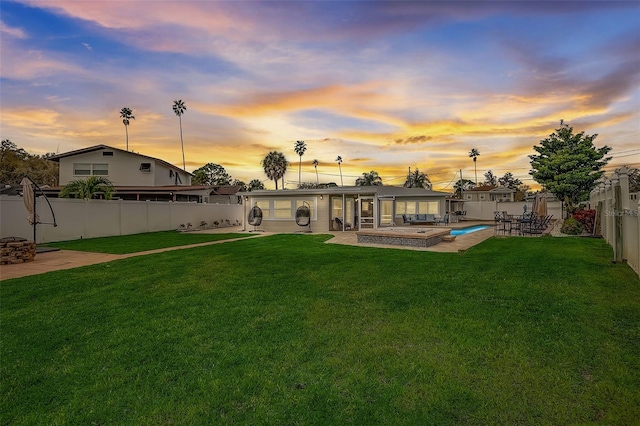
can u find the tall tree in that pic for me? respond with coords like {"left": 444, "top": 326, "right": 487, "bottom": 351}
{"left": 232, "top": 179, "right": 247, "bottom": 192}
{"left": 529, "top": 120, "right": 611, "bottom": 211}
{"left": 120, "top": 107, "right": 135, "bottom": 151}
{"left": 312, "top": 159, "right": 319, "bottom": 184}
{"left": 454, "top": 178, "right": 475, "bottom": 198}
{"left": 498, "top": 172, "right": 522, "bottom": 189}
{"left": 247, "top": 179, "right": 266, "bottom": 191}
{"left": 403, "top": 168, "right": 432, "bottom": 189}
{"left": 624, "top": 167, "right": 640, "bottom": 192}
{"left": 294, "top": 140, "right": 307, "bottom": 186}
{"left": 261, "top": 151, "right": 288, "bottom": 189}
{"left": 0, "top": 140, "right": 59, "bottom": 185}
{"left": 191, "top": 163, "right": 232, "bottom": 185}
{"left": 468, "top": 148, "right": 480, "bottom": 186}
{"left": 60, "top": 176, "right": 115, "bottom": 200}
{"left": 355, "top": 170, "right": 383, "bottom": 186}
{"left": 336, "top": 156, "right": 343, "bottom": 186}
{"left": 483, "top": 170, "right": 497, "bottom": 187}
{"left": 172, "top": 100, "right": 187, "bottom": 171}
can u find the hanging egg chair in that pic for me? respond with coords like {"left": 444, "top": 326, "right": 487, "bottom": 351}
{"left": 248, "top": 204, "right": 264, "bottom": 232}
{"left": 295, "top": 201, "right": 311, "bottom": 233}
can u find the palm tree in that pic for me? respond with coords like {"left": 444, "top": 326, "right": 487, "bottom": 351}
{"left": 312, "top": 159, "right": 319, "bottom": 184}
{"left": 261, "top": 151, "right": 288, "bottom": 189}
{"left": 336, "top": 156, "right": 343, "bottom": 186}
{"left": 469, "top": 148, "right": 480, "bottom": 186}
{"left": 172, "top": 100, "right": 187, "bottom": 171}
{"left": 60, "top": 176, "right": 115, "bottom": 200}
{"left": 294, "top": 140, "right": 307, "bottom": 186}
{"left": 248, "top": 179, "right": 266, "bottom": 191}
{"left": 120, "top": 107, "right": 134, "bottom": 151}
{"left": 355, "top": 170, "right": 383, "bottom": 186}
{"left": 403, "top": 168, "right": 432, "bottom": 189}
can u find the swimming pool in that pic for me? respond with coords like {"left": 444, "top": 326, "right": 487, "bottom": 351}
{"left": 450, "top": 225, "right": 490, "bottom": 236}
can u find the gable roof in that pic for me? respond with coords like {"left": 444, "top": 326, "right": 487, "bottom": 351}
{"left": 47, "top": 144, "right": 193, "bottom": 176}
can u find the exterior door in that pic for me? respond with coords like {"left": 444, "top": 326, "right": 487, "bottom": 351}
{"left": 359, "top": 198, "right": 374, "bottom": 228}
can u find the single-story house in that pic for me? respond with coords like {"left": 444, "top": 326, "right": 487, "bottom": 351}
{"left": 243, "top": 186, "right": 452, "bottom": 232}
{"left": 463, "top": 185, "right": 516, "bottom": 202}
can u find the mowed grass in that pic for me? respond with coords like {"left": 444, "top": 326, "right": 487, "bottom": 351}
{"left": 40, "top": 231, "right": 253, "bottom": 254}
{"left": 2, "top": 235, "right": 639, "bottom": 424}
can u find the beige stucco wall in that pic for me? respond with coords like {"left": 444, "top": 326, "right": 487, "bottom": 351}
{"left": 58, "top": 149, "right": 190, "bottom": 186}
{"left": 0, "top": 196, "right": 242, "bottom": 243}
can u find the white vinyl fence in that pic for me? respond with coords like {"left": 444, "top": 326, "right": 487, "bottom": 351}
{"left": 462, "top": 200, "right": 562, "bottom": 221}
{"left": 0, "top": 196, "right": 244, "bottom": 244}
{"left": 590, "top": 167, "right": 640, "bottom": 277}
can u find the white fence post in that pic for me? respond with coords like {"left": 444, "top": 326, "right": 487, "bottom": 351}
{"left": 591, "top": 167, "right": 640, "bottom": 278}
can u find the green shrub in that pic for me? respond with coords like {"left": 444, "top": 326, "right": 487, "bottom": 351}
{"left": 561, "top": 217, "right": 584, "bottom": 235}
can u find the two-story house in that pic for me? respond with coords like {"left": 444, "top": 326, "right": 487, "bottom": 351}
{"left": 45, "top": 145, "right": 240, "bottom": 203}
{"left": 51, "top": 144, "right": 192, "bottom": 187}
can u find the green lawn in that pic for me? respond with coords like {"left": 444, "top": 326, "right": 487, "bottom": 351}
{"left": 2, "top": 235, "right": 639, "bottom": 424}
{"left": 40, "top": 231, "right": 253, "bottom": 254}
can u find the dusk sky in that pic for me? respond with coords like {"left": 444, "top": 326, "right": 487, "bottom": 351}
{"left": 1, "top": 1, "right": 639, "bottom": 190}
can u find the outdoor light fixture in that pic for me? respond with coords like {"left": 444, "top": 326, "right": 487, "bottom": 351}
{"left": 320, "top": 195, "right": 323, "bottom": 200}
{"left": 244, "top": 196, "right": 249, "bottom": 201}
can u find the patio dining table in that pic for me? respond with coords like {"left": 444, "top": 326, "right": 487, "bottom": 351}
{"left": 498, "top": 214, "right": 531, "bottom": 235}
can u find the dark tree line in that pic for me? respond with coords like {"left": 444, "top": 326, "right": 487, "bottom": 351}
{"left": 0, "top": 140, "right": 59, "bottom": 186}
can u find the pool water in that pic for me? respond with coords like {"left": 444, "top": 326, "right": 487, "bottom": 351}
{"left": 450, "top": 225, "right": 490, "bottom": 236}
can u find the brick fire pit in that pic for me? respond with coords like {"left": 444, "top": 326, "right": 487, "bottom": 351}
{"left": 1, "top": 237, "right": 36, "bottom": 265}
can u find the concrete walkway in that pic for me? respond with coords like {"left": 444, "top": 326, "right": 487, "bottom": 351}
{"left": 1, "top": 223, "right": 497, "bottom": 280}
{"left": 0, "top": 228, "right": 265, "bottom": 280}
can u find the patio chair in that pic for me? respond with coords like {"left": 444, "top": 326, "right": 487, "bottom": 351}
{"left": 434, "top": 213, "right": 449, "bottom": 225}
{"left": 530, "top": 215, "right": 553, "bottom": 235}
{"left": 518, "top": 212, "right": 536, "bottom": 235}
{"left": 334, "top": 217, "right": 352, "bottom": 231}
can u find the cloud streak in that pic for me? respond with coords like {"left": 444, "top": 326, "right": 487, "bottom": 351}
{"left": 1, "top": 1, "right": 638, "bottom": 189}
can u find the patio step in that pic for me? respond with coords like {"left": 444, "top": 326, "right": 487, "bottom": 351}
{"left": 442, "top": 235, "right": 456, "bottom": 242}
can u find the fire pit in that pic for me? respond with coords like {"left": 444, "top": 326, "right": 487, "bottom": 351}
{"left": 0, "top": 237, "right": 36, "bottom": 264}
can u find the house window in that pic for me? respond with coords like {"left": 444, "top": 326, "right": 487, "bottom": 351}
{"left": 255, "top": 200, "right": 270, "bottom": 219}
{"left": 332, "top": 198, "right": 343, "bottom": 218}
{"left": 396, "top": 201, "right": 417, "bottom": 215}
{"left": 274, "top": 200, "right": 292, "bottom": 219}
{"left": 140, "top": 163, "right": 151, "bottom": 173}
{"left": 74, "top": 163, "right": 109, "bottom": 176}
{"left": 102, "top": 151, "right": 114, "bottom": 156}
{"left": 418, "top": 201, "right": 439, "bottom": 214}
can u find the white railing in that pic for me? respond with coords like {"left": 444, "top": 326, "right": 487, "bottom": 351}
{"left": 590, "top": 167, "right": 640, "bottom": 277}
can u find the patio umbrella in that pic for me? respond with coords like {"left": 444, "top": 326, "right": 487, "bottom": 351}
{"left": 20, "top": 177, "right": 38, "bottom": 225}
{"left": 536, "top": 194, "right": 548, "bottom": 216}
{"left": 530, "top": 194, "right": 536, "bottom": 216}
